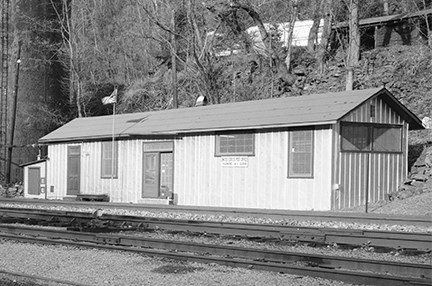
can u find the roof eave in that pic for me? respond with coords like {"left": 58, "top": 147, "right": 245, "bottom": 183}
{"left": 38, "top": 133, "right": 133, "bottom": 144}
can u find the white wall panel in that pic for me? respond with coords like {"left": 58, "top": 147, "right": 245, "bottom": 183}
{"left": 174, "top": 127, "right": 333, "bottom": 210}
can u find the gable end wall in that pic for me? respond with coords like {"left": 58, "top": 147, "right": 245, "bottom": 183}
{"left": 332, "top": 95, "right": 409, "bottom": 210}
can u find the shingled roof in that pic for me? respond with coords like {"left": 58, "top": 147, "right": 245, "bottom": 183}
{"left": 39, "top": 87, "right": 423, "bottom": 143}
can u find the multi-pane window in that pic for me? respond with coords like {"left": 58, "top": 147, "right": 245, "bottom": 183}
{"left": 341, "top": 123, "right": 402, "bottom": 153}
{"left": 215, "top": 132, "right": 254, "bottom": 156}
{"left": 288, "top": 129, "right": 314, "bottom": 178}
{"left": 341, "top": 124, "right": 371, "bottom": 151}
{"left": 101, "top": 141, "right": 118, "bottom": 178}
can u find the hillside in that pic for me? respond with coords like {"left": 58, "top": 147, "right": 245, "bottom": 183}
{"left": 301, "top": 45, "right": 432, "bottom": 129}
{"left": 302, "top": 44, "right": 432, "bottom": 215}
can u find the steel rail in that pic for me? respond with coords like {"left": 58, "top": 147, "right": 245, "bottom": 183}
{"left": 1, "top": 198, "right": 430, "bottom": 226}
{"left": 0, "top": 226, "right": 430, "bottom": 286}
{"left": 0, "top": 269, "right": 91, "bottom": 286}
{"left": 102, "top": 214, "right": 432, "bottom": 251}
{"left": 0, "top": 224, "right": 430, "bottom": 279}
{"left": 1, "top": 207, "right": 431, "bottom": 251}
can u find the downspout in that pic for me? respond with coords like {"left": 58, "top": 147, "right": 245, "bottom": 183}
{"left": 44, "top": 156, "right": 48, "bottom": 200}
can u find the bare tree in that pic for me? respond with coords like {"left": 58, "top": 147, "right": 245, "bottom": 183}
{"left": 316, "top": 0, "right": 333, "bottom": 73}
{"left": 346, "top": 0, "right": 360, "bottom": 90}
{"left": 383, "top": 0, "right": 389, "bottom": 15}
{"left": 284, "top": 0, "right": 298, "bottom": 72}
{"left": 307, "top": 0, "right": 321, "bottom": 53}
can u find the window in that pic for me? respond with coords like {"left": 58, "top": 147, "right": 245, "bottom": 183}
{"left": 101, "top": 141, "right": 118, "bottom": 178}
{"left": 372, "top": 126, "right": 402, "bottom": 152}
{"left": 341, "top": 124, "right": 371, "bottom": 151}
{"left": 341, "top": 123, "right": 402, "bottom": 153}
{"left": 288, "top": 129, "right": 314, "bottom": 178}
{"left": 215, "top": 132, "right": 254, "bottom": 156}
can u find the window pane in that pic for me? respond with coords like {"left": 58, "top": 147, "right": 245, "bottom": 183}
{"left": 101, "top": 141, "right": 118, "bottom": 178}
{"left": 216, "top": 133, "right": 254, "bottom": 156}
{"left": 289, "top": 130, "right": 313, "bottom": 177}
{"left": 373, "top": 127, "right": 402, "bottom": 152}
{"left": 341, "top": 125, "right": 371, "bottom": 151}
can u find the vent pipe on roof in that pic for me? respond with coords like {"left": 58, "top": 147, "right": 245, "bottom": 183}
{"left": 195, "top": 95, "right": 208, "bottom": 107}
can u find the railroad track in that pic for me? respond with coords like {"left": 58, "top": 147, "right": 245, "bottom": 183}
{"left": 1, "top": 198, "right": 430, "bottom": 226}
{"left": 0, "top": 207, "right": 431, "bottom": 251}
{"left": 0, "top": 269, "right": 90, "bottom": 286}
{"left": 0, "top": 224, "right": 430, "bottom": 286}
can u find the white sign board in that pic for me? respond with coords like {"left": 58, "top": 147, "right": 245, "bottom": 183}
{"left": 221, "top": 157, "right": 249, "bottom": 167}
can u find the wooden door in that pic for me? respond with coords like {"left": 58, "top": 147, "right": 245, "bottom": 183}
{"left": 142, "top": 152, "right": 159, "bottom": 198}
{"left": 67, "top": 146, "right": 81, "bottom": 195}
{"left": 28, "top": 167, "right": 40, "bottom": 195}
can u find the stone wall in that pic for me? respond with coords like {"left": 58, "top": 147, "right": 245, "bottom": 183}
{"left": 391, "top": 145, "right": 432, "bottom": 200}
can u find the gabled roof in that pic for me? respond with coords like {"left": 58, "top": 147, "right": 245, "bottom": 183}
{"left": 39, "top": 87, "right": 423, "bottom": 143}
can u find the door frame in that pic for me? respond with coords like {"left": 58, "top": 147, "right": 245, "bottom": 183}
{"left": 67, "top": 145, "right": 81, "bottom": 195}
{"left": 142, "top": 152, "right": 160, "bottom": 198}
{"left": 142, "top": 141, "right": 174, "bottom": 199}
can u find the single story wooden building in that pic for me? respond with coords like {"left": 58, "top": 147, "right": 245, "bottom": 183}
{"left": 333, "top": 8, "right": 432, "bottom": 50}
{"left": 20, "top": 159, "right": 47, "bottom": 198}
{"left": 26, "top": 87, "right": 423, "bottom": 210}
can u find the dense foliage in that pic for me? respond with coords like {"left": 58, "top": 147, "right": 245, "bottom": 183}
{"left": 23, "top": 0, "right": 432, "bottom": 135}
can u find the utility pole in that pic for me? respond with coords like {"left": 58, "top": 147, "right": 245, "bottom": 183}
{"left": 0, "top": 0, "right": 10, "bottom": 183}
{"left": 5, "top": 41, "right": 20, "bottom": 185}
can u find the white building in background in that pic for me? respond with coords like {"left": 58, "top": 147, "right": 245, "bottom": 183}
{"left": 247, "top": 19, "right": 324, "bottom": 51}
{"left": 209, "top": 19, "right": 324, "bottom": 56}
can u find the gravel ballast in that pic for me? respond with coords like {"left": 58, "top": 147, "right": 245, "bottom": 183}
{"left": 0, "top": 240, "right": 356, "bottom": 286}
{"left": 0, "top": 201, "right": 430, "bottom": 285}
{"left": 0, "top": 202, "right": 430, "bottom": 233}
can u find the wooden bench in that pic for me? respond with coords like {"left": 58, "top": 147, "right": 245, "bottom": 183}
{"left": 76, "top": 194, "right": 109, "bottom": 202}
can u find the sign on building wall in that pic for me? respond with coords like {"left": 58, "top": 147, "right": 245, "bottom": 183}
{"left": 221, "top": 157, "right": 249, "bottom": 167}
{"left": 143, "top": 141, "right": 174, "bottom": 152}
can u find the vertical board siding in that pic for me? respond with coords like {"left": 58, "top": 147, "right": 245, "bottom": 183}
{"left": 332, "top": 96, "right": 407, "bottom": 209}
{"left": 341, "top": 96, "right": 403, "bottom": 124}
{"left": 46, "top": 128, "right": 333, "bottom": 210}
{"left": 46, "top": 139, "right": 174, "bottom": 202}
{"left": 174, "top": 127, "right": 333, "bottom": 210}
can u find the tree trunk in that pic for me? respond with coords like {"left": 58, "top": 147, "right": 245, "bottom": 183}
{"left": 424, "top": 0, "right": 432, "bottom": 48}
{"left": 345, "top": 67, "right": 354, "bottom": 91}
{"left": 170, "top": 8, "right": 178, "bottom": 109}
{"left": 284, "top": 1, "right": 298, "bottom": 72}
{"left": 316, "top": 0, "right": 332, "bottom": 74}
{"left": 307, "top": 0, "right": 320, "bottom": 53}
{"left": 383, "top": 0, "right": 389, "bottom": 15}
{"left": 346, "top": 0, "right": 360, "bottom": 91}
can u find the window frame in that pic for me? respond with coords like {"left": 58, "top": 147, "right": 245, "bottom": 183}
{"left": 340, "top": 122, "right": 403, "bottom": 154}
{"left": 214, "top": 131, "right": 255, "bottom": 157}
{"left": 101, "top": 141, "right": 119, "bottom": 179}
{"left": 287, "top": 128, "right": 314, "bottom": 179}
